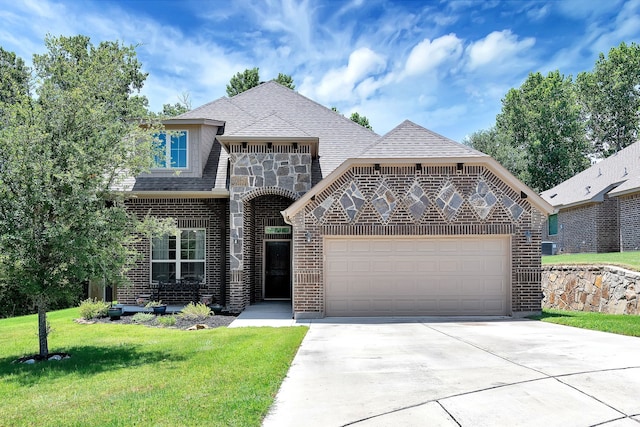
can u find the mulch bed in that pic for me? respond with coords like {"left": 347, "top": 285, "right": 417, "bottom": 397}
{"left": 81, "top": 313, "right": 237, "bottom": 329}
{"left": 15, "top": 313, "right": 237, "bottom": 363}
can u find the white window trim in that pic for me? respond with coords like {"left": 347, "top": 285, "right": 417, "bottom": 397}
{"left": 152, "top": 130, "right": 189, "bottom": 170}
{"left": 150, "top": 228, "right": 205, "bottom": 283}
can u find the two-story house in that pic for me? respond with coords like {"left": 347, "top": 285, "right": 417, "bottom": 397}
{"left": 111, "top": 81, "right": 552, "bottom": 318}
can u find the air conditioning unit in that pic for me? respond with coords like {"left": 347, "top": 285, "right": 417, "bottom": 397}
{"left": 541, "top": 241, "right": 557, "bottom": 256}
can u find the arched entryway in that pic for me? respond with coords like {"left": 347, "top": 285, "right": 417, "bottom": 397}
{"left": 243, "top": 193, "right": 296, "bottom": 303}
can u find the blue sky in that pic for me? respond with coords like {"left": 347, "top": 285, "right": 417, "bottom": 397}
{"left": 1, "top": 0, "right": 639, "bottom": 141}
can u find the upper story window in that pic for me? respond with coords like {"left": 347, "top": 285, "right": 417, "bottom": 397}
{"left": 154, "top": 130, "right": 188, "bottom": 169}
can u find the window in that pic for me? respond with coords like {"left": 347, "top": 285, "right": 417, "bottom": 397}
{"left": 548, "top": 214, "right": 558, "bottom": 236}
{"left": 151, "top": 229, "right": 205, "bottom": 282}
{"left": 154, "top": 130, "right": 188, "bottom": 168}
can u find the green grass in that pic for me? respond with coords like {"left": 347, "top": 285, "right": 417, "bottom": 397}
{"left": 0, "top": 308, "right": 307, "bottom": 427}
{"left": 531, "top": 308, "right": 640, "bottom": 337}
{"left": 542, "top": 251, "right": 640, "bottom": 271}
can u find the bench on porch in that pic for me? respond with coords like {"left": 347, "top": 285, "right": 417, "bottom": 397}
{"left": 150, "top": 278, "right": 203, "bottom": 304}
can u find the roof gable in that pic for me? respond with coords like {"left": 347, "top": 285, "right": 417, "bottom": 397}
{"left": 360, "top": 120, "right": 487, "bottom": 159}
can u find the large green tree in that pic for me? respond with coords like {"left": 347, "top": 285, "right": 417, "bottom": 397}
{"left": 577, "top": 42, "right": 640, "bottom": 155}
{"left": 464, "top": 126, "right": 528, "bottom": 184}
{"left": 226, "top": 68, "right": 295, "bottom": 96}
{"left": 496, "top": 71, "right": 589, "bottom": 191}
{"left": 0, "top": 35, "right": 163, "bottom": 357}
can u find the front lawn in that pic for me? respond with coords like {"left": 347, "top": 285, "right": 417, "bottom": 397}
{"left": 532, "top": 308, "right": 640, "bottom": 337}
{"left": 0, "top": 308, "right": 307, "bottom": 426}
{"left": 542, "top": 251, "right": 640, "bottom": 271}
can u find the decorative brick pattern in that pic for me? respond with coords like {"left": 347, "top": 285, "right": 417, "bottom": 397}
{"left": 293, "top": 164, "right": 544, "bottom": 316}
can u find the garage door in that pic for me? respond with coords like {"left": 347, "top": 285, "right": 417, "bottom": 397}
{"left": 325, "top": 236, "right": 510, "bottom": 316}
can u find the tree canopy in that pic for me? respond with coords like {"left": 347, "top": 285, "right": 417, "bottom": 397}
{"left": 349, "top": 112, "right": 373, "bottom": 131}
{"left": 577, "top": 42, "right": 640, "bottom": 155}
{"left": 495, "top": 71, "right": 589, "bottom": 191}
{"left": 226, "top": 68, "right": 295, "bottom": 97}
{"left": 467, "top": 42, "right": 640, "bottom": 191}
{"left": 0, "top": 35, "right": 165, "bottom": 356}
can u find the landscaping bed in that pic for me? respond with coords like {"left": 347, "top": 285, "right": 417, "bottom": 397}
{"left": 83, "top": 312, "right": 236, "bottom": 329}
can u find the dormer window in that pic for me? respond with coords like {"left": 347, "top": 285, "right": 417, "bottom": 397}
{"left": 154, "top": 130, "right": 188, "bottom": 168}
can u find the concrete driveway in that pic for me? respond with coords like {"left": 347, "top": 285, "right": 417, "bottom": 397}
{"left": 263, "top": 318, "right": 640, "bottom": 427}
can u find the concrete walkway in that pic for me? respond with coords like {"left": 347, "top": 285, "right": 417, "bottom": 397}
{"left": 228, "top": 301, "right": 309, "bottom": 327}
{"left": 263, "top": 318, "right": 640, "bottom": 427}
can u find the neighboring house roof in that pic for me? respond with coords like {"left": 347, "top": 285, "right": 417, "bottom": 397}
{"left": 283, "top": 120, "right": 553, "bottom": 220}
{"left": 540, "top": 141, "right": 640, "bottom": 209}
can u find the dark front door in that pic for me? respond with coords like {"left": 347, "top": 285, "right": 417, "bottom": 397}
{"left": 264, "top": 241, "right": 291, "bottom": 299}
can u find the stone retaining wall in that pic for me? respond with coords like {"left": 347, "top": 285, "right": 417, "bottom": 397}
{"left": 542, "top": 265, "right": 640, "bottom": 314}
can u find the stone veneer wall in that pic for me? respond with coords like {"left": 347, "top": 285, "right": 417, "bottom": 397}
{"left": 123, "top": 198, "right": 228, "bottom": 305}
{"left": 227, "top": 144, "right": 311, "bottom": 312}
{"left": 542, "top": 265, "right": 640, "bottom": 314}
{"left": 620, "top": 193, "right": 640, "bottom": 251}
{"left": 292, "top": 164, "right": 545, "bottom": 317}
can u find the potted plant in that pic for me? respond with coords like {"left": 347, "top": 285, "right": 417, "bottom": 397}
{"left": 146, "top": 300, "right": 167, "bottom": 315}
{"left": 107, "top": 300, "right": 123, "bottom": 320}
{"left": 209, "top": 301, "right": 224, "bottom": 315}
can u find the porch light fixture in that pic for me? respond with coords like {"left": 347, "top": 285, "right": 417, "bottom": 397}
{"left": 374, "top": 163, "right": 381, "bottom": 172}
{"left": 520, "top": 191, "right": 528, "bottom": 199}
{"left": 524, "top": 230, "right": 532, "bottom": 243}
{"left": 456, "top": 163, "right": 464, "bottom": 173}
{"left": 416, "top": 163, "right": 422, "bottom": 172}
{"left": 241, "top": 141, "right": 248, "bottom": 150}
{"left": 292, "top": 142, "right": 298, "bottom": 150}
{"left": 267, "top": 142, "right": 273, "bottom": 150}
{"left": 305, "top": 231, "right": 312, "bottom": 243}
{"left": 232, "top": 231, "right": 239, "bottom": 244}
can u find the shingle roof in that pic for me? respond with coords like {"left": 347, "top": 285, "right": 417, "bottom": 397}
{"left": 177, "top": 81, "right": 380, "bottom": 176}
{"left": 540, "top": 141, "right": 640, "bottom": 208}
{"left": 228, "top": 111, "right": 312, "bottom": 138}
{"left": 360, "top": 120, "right": 487, "bottom": 159}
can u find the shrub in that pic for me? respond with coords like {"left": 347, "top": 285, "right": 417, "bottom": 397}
{"left": 78, "top": 298, "right": 109, "bottom": 320}
{"left": 177, "top": 302, "right": 212, "bottom": 321}
{"left": 156, "top": 315, "right": 177, "bottom": 327}
{"left": 131, "top": 312, "right": 155, "bottom": 324}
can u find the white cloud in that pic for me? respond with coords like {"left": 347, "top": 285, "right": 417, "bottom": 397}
{"left": 404, "top": 34, "right": 463, "bottom": 77}
{"left": 308, "top": 47, "right": 387, "bottom": 103}
{"left": 465, "top": 30, "right": 535, "bottom": 71}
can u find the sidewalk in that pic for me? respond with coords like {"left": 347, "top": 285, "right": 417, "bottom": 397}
{"left": 228, "top": 301, "right": 309, "bottom": 327}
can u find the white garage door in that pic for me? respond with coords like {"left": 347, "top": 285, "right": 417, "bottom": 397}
{"left": 325, "top": 236, "right": 510, "bottom": 316}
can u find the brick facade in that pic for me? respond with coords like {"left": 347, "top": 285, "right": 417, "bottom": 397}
{"left": 291, "top": 164, "right": 545, "bottom": 317}
{"left": 543, "top": 196, "right": 620, "bottom": 253}
{"left": 620, "top": 192, "right": 640, "bottom": 251}
{"left": 122, "top": 198, "right": 228, "bottom": 305}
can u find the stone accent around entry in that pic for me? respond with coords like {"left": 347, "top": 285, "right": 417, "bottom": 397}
{"left": 542, "top": 265, "right": 640, "bottom": 314}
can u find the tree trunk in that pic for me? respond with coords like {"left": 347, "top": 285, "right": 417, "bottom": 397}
{"left": 37, "top": 301, "right": 49, "bottom": 358}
